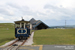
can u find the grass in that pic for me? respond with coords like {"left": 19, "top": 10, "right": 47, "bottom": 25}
{"left": 0, "top": 23, "right": 75, "bottom": 46}
{"left": 0, "top": 23, "right": 33, "bottom": 46}
{"left": 0, "top": 23, "right": 15, "bottom": 46}
{"left": 33, "top": 29, "right": 75, "bottom": 45}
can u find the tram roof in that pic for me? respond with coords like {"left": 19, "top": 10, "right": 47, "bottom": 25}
{"left": 14, "top": 19, "right": 30, "bottom": 23}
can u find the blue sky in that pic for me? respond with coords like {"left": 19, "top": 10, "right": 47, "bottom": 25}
{"left": 0, "top": 0, "right": 75, "bottom": 26}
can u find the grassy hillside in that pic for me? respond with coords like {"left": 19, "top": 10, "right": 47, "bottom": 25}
{"left": 33, "top": 29, "right": 75, "bottom": 45}
{"left": 0, "top": 23, "right": 75, "bottom": 45}
{"left": 0, "top": 23, "right": 15, "bottom": 46}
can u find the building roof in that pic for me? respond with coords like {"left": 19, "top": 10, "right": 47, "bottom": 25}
{"left": 30, "top": 18, "right": 36, "bottom": 24}
{"left": 30, "top": 18, "right": 49, "bottom": 28}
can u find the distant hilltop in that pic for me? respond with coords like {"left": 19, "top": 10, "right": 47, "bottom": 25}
{"left": 50, "top": 25, "right": 75, "bottom": 29}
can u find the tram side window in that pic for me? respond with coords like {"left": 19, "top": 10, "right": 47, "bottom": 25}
{"left": 16, "top": 23, "right": 20, "bottom": 28}
{"left": 26, "top": 24, "right": 30, "bottom": 29}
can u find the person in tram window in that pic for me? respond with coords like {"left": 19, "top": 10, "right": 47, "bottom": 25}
{"left": 26, "top": 26, "right": 30, "bottom": 29}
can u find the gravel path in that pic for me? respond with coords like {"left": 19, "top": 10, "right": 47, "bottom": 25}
{"left": 23, "top": 32, "right": 34, "bottom": 45}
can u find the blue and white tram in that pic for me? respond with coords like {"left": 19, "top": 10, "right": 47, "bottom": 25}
{"left": 14, "top": 19, "right": 31, "bottom": 40}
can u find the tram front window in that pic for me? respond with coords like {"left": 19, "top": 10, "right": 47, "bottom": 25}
{"left": 22, "top": 23, "right": 24, "bottom": 28}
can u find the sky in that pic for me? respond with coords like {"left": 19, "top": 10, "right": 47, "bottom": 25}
{"left": 0, "top": 0, "right": 75, "bottom": 26}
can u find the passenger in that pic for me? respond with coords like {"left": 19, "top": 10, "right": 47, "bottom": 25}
{"left": 22, "top": 26, "right": 24, "bottom": 28}
{"left": 26, "top": 26, "right": 30, "bottom": 29}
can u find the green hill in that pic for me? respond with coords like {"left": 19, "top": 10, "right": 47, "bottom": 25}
{"left": 50, "top": 25, "right": 75, "bottom": 29}
{"left": 33, "top": 29, "right": 75, "bottom": 45}
{"left": 0, "top": 23, "right": 15, "bottom": 46}
{"left": 0, "top": 23, "right": 75, "bottom": 46}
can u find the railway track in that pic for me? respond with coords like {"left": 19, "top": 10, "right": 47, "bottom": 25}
{"left": 1, "top": 39, "right": 27, "bottom": 50}
{"left": 0, "top": 32, "right": 34, "bottom": 50}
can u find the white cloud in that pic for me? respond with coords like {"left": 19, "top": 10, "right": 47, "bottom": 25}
{"left": 44, "top": 4, "right": 75, "bottom": 20}
{"left": 58, "top": 0, "right": 75, "bottom": 8}
{"left": 0, "top": 0, "right": 75, "bottom": 24}
{"left": 0, "top": 17, "right": 4, "bottom": 20}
